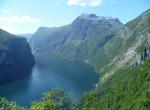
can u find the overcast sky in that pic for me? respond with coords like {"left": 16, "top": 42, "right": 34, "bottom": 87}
{"left": 0, "top": 0, "right": 149, "bottom": 34}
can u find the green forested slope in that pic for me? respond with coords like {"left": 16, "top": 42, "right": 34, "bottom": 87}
{"left": 76, "top": 9, "right": 150, "bottom": 110}
{"left": 77, "top": 59, "right": 150, "bottom": 110}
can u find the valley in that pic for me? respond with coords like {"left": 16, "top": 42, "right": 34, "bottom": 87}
{"left": 0, "top": 6, "right": 150, "bottom": 110}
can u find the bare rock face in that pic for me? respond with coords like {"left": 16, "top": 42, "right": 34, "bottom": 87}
{"left": 0, "top": 29, "right": 34, "bottom": 85}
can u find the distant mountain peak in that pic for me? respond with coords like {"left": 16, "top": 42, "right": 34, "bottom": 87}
{"left": 78, "top": 13, "right": 117, "bottom": 20}
{"left": 79, "top": 13, "right": 98, "bottom": 19}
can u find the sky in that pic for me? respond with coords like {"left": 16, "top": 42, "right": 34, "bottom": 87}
{"left": 0, "top": 0, "right": 149, "bottom": 34}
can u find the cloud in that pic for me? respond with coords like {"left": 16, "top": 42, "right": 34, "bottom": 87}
{"left": 0, "top": 15, "right": 40, "bottom": 34}
{"left": 67, "top": 0, "right": 104, "bottom": 7}
{"left": 0, "top": 15, "right": 40, "bottom": 24}
{"left": 0, "top": 9, "right": 9, "bottom": 14}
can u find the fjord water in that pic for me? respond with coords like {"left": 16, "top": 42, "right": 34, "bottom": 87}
{"left": 0, "top": 57, "right": 98, "bottom": 106}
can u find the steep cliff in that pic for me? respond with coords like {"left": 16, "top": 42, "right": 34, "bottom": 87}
{"left": 0, "top": 29, "right": 34, "bottom": 85}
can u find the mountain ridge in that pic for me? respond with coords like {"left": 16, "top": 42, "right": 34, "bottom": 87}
{"left": 0, "top": 29, "right": 35, "bottom": 85}
{"left": 30, "top": 13, "right": 123, "bottom": 76}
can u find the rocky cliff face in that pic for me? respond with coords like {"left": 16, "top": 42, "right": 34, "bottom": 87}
{"left": 0, "top": 29, "right": 34, "bottom": 85}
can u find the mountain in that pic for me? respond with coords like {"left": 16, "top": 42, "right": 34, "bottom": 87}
{"left": 0, "top": 8, "right": 150, "bottom": 110}
{"left": 0, "top": 29, "right": 34, "bottom": 85}
{"left": 30, "top": 14, "right": 123, "bottom": 74}
{"left": 101, "top": 8, "right": 150, "bottom": 82}
{"left": 29, "top": 9, "right": 150, "bottom": 110}
{"left": 76, "top": 9, "right": 150, "bottom": 110}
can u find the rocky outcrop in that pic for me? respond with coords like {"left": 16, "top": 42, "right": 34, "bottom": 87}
{"left": 135, "top": 47, "right": 150, "bottom": 65}
{"left": 134, "top": 33, "right": 150, "bottom": 66}
{"left": 0, "top": 29, "right": 34, "bottom": 85}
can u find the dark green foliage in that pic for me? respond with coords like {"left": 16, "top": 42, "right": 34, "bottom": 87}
{"left": 78, "top": 60, "right": 150, "bottom": 110}
{"left": 0, "top": 98, "right": 25, "bottom": 110}
{"left": 79, "top": 92, "right": 97, "bottom": 110}
{"left": 0, "top": 88, "right": 71, "bottom": 110}
{"left": 31, "top": 88, "right": 71, "bottom": 110}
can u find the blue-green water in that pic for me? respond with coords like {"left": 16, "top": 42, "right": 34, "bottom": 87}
{"left": 0, "top": 58, "right": 99, "bottom": 107}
